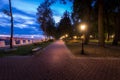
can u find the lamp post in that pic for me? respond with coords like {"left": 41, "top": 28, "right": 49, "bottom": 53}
{"left": 80, "top": 24, "right": 86, "bottom": 54}
{"left": 81, "top": 35, "right": 84, "bottom": 54}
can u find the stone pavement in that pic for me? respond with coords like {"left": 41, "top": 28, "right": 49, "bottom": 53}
{"left": 0, "top": 40, "right": 120, "bottom": 80}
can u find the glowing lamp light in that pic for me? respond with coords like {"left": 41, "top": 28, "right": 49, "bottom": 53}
{"left": 90, "top": 35, "right": 93, "bottom": 38}
{"left": 111, "top": 35, "right": 114, "bottom": 38}
{"left": 65, "top": 34, "right": 68, "bottom": 37}
{"left": 80, "top": 24, "right": 86, "bottom": 31}
{"left": 73, "top": 36, "right": 77, "bottom": 39}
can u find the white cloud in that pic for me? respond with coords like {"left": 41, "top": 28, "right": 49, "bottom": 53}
{"left": 0, "top": 34, "right": 10, "bottom": 37}
{"left": 0, "top": 12, "right": 10, "bottom": 19}
{"left": 31, "top": 27, "right": 39, "bottom": 31}
{"left": 0, "top": 13, "right": 10, "bottom": 27}
{"left": 24, "top": 20, "right": 35, "bottom": 25}
{"left": 14, "top": 24, "right": 28, "bottom": 29}
{"left": 0, "top": 5, "right": 41, "bottom": 34}
{"left": 12, "top": 0, "right": 38, "bottom": 14}
{"left": 0, "top": 12, "right": 38, "bottom": 30}
{"left": 0, "top": 22, "right": 10, "bottom": 27}
{"left": 53, "top": 16, "right": 61, "bottom": 23}
{"left": 26, "top": 34, "right": 45, "bottom": 39}
{"left": 13, "top": 34, "right": 44, "bottom": 39}
{"left": 0, "top": 34, "right": 45, "bottom": 39}
{"left": 13, "top": 14, "right": 34, "bottom": 20}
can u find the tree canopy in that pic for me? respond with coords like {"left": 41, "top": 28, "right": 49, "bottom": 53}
{"left": 58, "top": 11, "right": 73, "bottom": 38}
{"left": 36, "top": 0, "right": 120, "bottom": 45}
{"left": 37, "top": 0, "right": 56, "bottom": 38}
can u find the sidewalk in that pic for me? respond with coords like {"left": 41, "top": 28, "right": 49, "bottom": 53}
{"left": 0, "top": 40, "right": 120, "bottom": 80}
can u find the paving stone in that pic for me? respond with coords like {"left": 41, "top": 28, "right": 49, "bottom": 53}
{"left": 0, "top": 40, "right": 120, "bottom": 80}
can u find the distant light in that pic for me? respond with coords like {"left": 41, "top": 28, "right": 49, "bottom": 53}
{"left": 60, "top": 36, "right": 65, "bottom": 39}
{"left": 111, "top": 35, "right": 114, "bottom": 38}
{"left": 65, "top": 34, "right": 68, "bottom": 37}
{"left": 81, "top": 35, "right": 85, "bottom": 39}
{"left": 73, "top": 36, "right": 77, "bottom": 39}
{"left": 90, "top": 35, "right": 93, "bottom": 38}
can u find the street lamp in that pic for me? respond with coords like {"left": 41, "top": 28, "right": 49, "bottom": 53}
{"left": 80, "top": 24, "right": 87, "bottom": 54}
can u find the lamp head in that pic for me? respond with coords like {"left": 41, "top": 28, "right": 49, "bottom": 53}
{"left": 80, "top": 24, "right": 86, "bottom": 31}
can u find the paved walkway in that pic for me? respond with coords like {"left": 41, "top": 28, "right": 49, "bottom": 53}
{"left": 0, "top": 40, "right": 120, "bottom": 80}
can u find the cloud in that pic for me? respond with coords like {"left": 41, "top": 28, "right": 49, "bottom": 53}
{"left": 0, "top": 22, "right": 10, "bottom": 27}
{"left": 0, "top": 34, "right": 45, "bottom": 39}
{"left": 0, "top": 12, "right": 10, "bottom": 27}
{"left": 0, "top": 8, "right": 41, "bottom": 35}
{"left": 0, "top": 34, "right": 10, "bottom": 37}
{"left": 13, "top": 34, "right": 44, "bottom": 39}
{"left": 53, "top": 16, "right": 61, "bottom": 23}
{"left": 14, "top": 24, "right": 28, "bottom": 29}
{"left": 31, "top": 27, "right": 39, "bottom": 31}
{"left": 0, "top": 12, "right": 10, "bottom": 19}
{"left": 24, "top": 21, "right": 35, "bottom": 25}
{"left": 0, "top": 12, "right": 36, "bottom": 28}
{"left": 0, "top": 0, "right": 73, "bottom": 38}
{"left": 13, "top": 13, "right": 34, "bottom": 20}
{"left": 12, "top": 0, "right": 38, "bottom": 14}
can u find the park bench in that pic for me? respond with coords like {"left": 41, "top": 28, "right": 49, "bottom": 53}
{"left": 32, "top": 47, "right": 43, "bottom": 56}
{"left": 32, "top": 47, "right": 42, "bottom": 52}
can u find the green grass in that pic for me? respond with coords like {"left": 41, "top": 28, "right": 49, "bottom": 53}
{"left": 0, "top": 41, "right": 53, "bottom": 57}
{"left": 90, "top": 39, "right": 113, "bottom": 44}
{"left": 66, "top": 40, "right": 120, "bottom": 57}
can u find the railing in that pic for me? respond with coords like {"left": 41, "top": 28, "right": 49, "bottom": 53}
{"left": 0, "top": 38, "right": 46, "bottom": 48}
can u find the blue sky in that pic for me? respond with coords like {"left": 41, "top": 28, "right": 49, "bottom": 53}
{"left": 0, "top": 0, "right": 72, "bottom": 38}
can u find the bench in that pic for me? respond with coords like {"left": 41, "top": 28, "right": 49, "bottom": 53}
{"left": 32, "top": 47, "right": 42, "bottom": 56}
{"left": 32, "top": 47, "right": 41, "bottom": 52}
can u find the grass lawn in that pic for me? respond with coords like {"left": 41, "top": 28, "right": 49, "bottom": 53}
{"left": 0, "top": 40, "right": 53, "bottom": 57}
{"left": 66, "top": 39, "right": 120, "bottom": 57}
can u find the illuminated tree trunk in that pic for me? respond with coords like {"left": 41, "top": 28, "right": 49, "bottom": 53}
{"left": 9, "top": 0, "right": 14, "bottom": 48}
{"left": 98, "top": 0, "right": 105, "bottom": 47}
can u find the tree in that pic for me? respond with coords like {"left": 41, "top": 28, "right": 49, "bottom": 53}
{"left": 93, "top": 0, "right": 120, "bottom": 46}
{"left": 112, "top": 0, "right": 120, "bottom": 45}
{"left": 45, "top": 17, "right": 57, "bottom": 38}
{"left": 72, "top": 0, "right": 94, "bottom": 44}
{"left": 9, "top": 0, "right": 14, "bottom": 48}
{"left": 103, "top": 0, "right": 116, "bottom": 41}
{"left": 37, "top": 0, "right": 55, "bottom": 39}
{"left": 98, "top": 0, "right": 104, "bottom": 46}
{"left": 58, "top": 11, "right": 73, "bottom": 38}
{"left": 3, "top": 0, "right": 14, "bottom": 48}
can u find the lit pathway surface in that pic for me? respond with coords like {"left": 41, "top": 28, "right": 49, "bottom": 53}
{"left": 0, "top": 40, "right": 120, "bottom": 80}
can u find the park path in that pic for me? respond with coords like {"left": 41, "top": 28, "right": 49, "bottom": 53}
{"left": 0, "top": 40, "right": 120, "bottom": 80}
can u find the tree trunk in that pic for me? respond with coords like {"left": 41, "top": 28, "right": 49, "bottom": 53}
{"left": 9, "top": 0, "right": 14, "bottom": 49}
{"left": 84, "top": 6, "right": 91, "bottom": 44}
{"left": 112, "top": 12, "right": 120, "bottom": 45}
{"left": 106, "top": 13, "right": 110, "bottom": 41}
{"left": 84, "top": 22, "right": 90, "bottom": 44}
{"left": 98, "top": 0, "right": 105, "bottom": 47}
{"left": 106, "top": 33, "right": 110, "bottom": 41}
